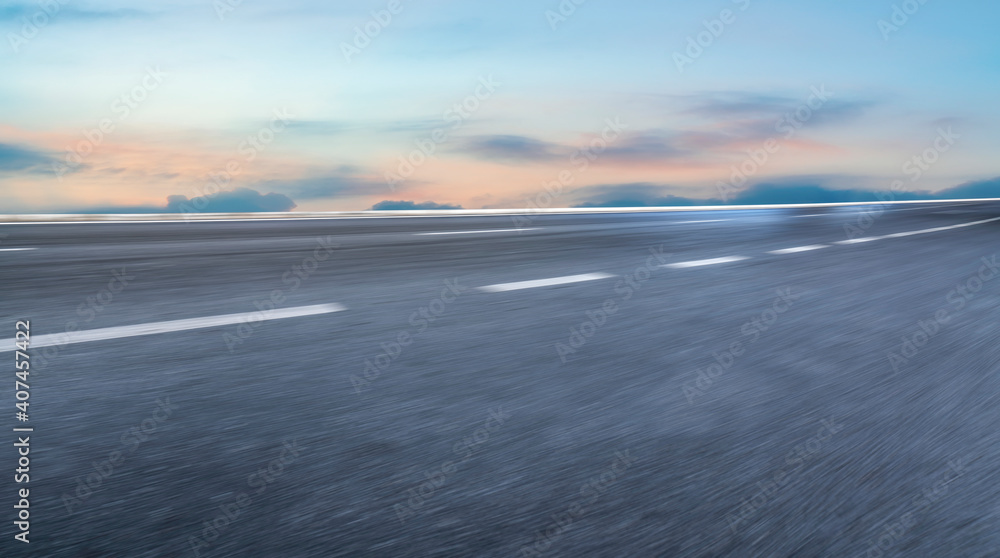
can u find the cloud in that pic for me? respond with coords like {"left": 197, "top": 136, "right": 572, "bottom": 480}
{"left": 669, "top": 91, "right": 878, "bottom": 149}
{"left": 449, "top": 89, "right": 876, "bottom": 168}
{"left": 166, "top": 188, "right": 296, "bottom": 213}
{"left": 602, "top": 132, "right": 692, "bottom": 162}
{"left": 682, "top": 92, "right": 797, "bottom": 118}
{"left": 284, "top": 118, "right": 447, "bottom": 136}
{"left": 727, "top": 176, "right": 1000, "bottom": 205}
{"left": 0, "top": 4, "right": 151, "bottom": 21}
{"left": 454, "top": 135, "right": 567, "bottom": 163}
{"left": 379, "top": 119, "right": 450, "bottom": 134}
{"left": 283, "top": 120, "right": 355, "bottom": 136}
{"left": 453, "top": 131, "right": 696, "bottom": 166}
{"left": 572, "top": 183, "right": 702, "bottom": 207}
{"left": 935, "top": 177, "right": 1000, "bottom": 199}
{"left": 370, "top": 200, "right": 463, "bottom": 210}
{"left": 252, "top": 171, "right": 381, "bottom": 201}
{"left": 683, "top": 91, "right": 876, "bottom": 126}
{"left": 569, "top": 179, "right": 942, "bottom": 208}
{"left": 451, "top": 92, "right": 872, "bottom": 167}
{"left": 0, "top": 142, "right": 59, "bottom": 173}
{"left": 71, "top": 188, "right": 297, "bottom": 214}
{"left": 729, "top": 183, "right": 921, "bottom": 205}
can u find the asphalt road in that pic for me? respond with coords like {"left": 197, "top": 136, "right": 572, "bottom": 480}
{"left": 1, "top": 202, "right": 999, "bottom": 557}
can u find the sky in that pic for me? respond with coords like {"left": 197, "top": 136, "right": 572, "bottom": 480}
{"left": 1, "top": 0, "right": 998, "bottom": 213}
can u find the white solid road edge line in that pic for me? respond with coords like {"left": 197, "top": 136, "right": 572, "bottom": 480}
{"left": 768, "top": 245, "right": 830, "bottom": 255}
{"left": 415, "top": 228, "right": 538, "bottom": 236}
{"left": 834, "top": 216, "right": 1000, "bottom": 245}
{"left": 3, "top": 197, "right": 999, "bottom": 223}
{"left": 2, "top": 303, "right": 346, "bottom": 353}
{"left": 663, "top": 256, "right": 749, "bottom": 269}
{"left": 881, "top": 216, "right": 1000, "bottom": 237}
{"left": 0, "top": 248, "right": 36, "bottom": 252}
{"left": 477, "top": 273, "right": 615, "bottom": 293}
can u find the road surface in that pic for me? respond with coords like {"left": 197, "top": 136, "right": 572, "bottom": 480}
{"left": 1, "top": 202, "right": 999, "bottom": 557}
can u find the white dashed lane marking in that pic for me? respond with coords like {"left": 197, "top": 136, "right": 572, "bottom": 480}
{"left": 832, "top": 217, "right": 1000, "bottom": 245}
{"left": 0, "top": 304, "right": 346, "bottom": 353}
{"left": 477, "top": 273, "right": 615, "bottom": 293}
{"left": 415, "top": 229, "right": 538, "bottom": 236}
{"left": 662, "top": 256, "right": 749, "bottom": 269}
{"left": 769, "top": 245, "right": 829, "bottom": 255}
{"left": 834, "top": 238, "right": 878, "bottom": 245}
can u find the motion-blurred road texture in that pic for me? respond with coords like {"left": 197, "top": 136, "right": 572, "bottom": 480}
{"left": 2, "top": 202, "right": 999, "bottom": 557}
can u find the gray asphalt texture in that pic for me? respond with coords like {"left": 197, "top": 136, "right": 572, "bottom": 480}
{"left": 1, "top": 203, "right": 999, "bottom": 557}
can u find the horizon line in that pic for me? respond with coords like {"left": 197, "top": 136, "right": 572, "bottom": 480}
{"left": 1, "top": 198, "right": 999, "bottom": 224}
